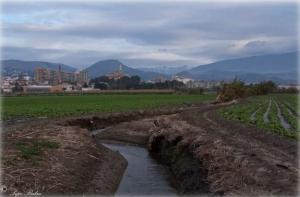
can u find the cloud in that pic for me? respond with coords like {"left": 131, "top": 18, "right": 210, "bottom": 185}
{"left": 1, "top": 1, "right": 298, "bottom": 68}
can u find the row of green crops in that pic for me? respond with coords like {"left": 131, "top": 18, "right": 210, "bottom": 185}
{"left": 1, "top": 93, "right": 216, "bottom": 120}
{"left": 275, "top": 94, "right": 299, "bottom": 117}
{"left": 218, "top": 94, "right": 299, "bottom": 140}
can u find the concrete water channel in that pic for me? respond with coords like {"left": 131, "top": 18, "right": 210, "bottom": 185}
{"left": 101, "top": 141, "right": 177, "bottom": 196}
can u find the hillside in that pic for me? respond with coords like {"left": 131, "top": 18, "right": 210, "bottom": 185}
{"left": 139, "top": 65, "right": 190, "bottom": 75}
{"left": 2, "top": 60, "right": 76, "bottom": 77}
{"left": 179, "top": 52, "right": 298, "bottom": 84}
{"left": 84, "top": 60, "right": 169, "bottom": 81}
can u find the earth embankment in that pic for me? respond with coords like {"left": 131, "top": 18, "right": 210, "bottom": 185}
{"left": 95, "top": 103, "right": 298, "bottom": 195}
{"left": 2, "top": 103, "right": 298, "bottom": 195}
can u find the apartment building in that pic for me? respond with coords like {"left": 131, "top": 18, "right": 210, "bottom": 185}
{"left": 34, "top": 66, "right": 88, "bottom": 85}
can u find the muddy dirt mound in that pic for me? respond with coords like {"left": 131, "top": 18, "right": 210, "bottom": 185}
{"left": 2, "top": 124, "right": 127, "bottom": 195}
{"left": 94, "top": 104, "right": 299, "bottom": 195}
{"left": 94, "top": 118, "right": 156, "bottom": 145}
{"left": 148, "top": 132, "right": 211, "bottom": 195}
{"left": 66, "top": 108, "right": 181, "bottom": 130}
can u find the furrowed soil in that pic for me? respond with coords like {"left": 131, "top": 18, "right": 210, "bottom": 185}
{"left": 1, "top": 102, "right": 299, "bottom": 196}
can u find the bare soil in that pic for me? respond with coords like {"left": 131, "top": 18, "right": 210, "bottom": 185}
{"left": 1, "top": 121, "right": 127, "bottom": 195}
{"left": 95, "top": 103, "right": 299, "bottom": 195}
{"left": 2, "top": 102, "right": 299, "bottom": 196}
{"left": 1, "top": 106, "right": 185, "bottom": 195}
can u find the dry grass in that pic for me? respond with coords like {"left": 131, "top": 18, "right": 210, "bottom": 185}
{"left": 146, "top": 109, "right": 298, "bottom": 195}
{"left": 2, "top": 123, "right": 106, "bottom": 194}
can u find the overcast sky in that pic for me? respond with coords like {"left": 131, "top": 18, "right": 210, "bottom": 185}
{"left": 1, "top": 1, "right": 298, "bottom": 68}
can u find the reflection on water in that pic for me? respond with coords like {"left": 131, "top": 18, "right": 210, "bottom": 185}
{"left": 102, "top": 142, "right": 177, "bottom": 196}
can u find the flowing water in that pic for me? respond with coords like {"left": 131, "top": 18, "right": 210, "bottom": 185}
{"left": 101, "top": 142, "right": 177, "bottom": 196}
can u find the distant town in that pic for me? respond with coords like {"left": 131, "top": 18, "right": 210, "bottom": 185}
{"left": 1, "top": 64, "right": 224, "bottom": 94}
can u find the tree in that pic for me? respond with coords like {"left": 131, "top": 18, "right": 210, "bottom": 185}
{"left": 119, "top": 76, "right": 131, "bottom": 89}
{"left": 130, "top": 75, "right": 141, "bottom": 88}
{"left": 94, "top": 82, "right": 109, "bottom": 90}
{"left": 89, "top": 76, "right": 110, "bottom": 85}
{"left": 251, "top": 81, "right": 277, "bottom": 95}
{"left": 82, "top": 82, "right": 89, "bottom": 88}
{"left": 12, "top": 82, "right": 23, "bottom": 93}
{"left": 217, "top": 78, "right": 246, "bottom": 102}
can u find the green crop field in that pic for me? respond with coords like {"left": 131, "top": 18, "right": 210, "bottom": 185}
{"left": 1, "top": 93, "right": 215, "bottom": 120}
{"left": 218, "top": 94, "right": 299, "bottom": 139}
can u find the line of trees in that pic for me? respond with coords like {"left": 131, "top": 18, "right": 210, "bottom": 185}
{"left": 90, "top": 76, "right": 141, "bottom": 90}
{"left": 216, "top": 79, "right": 297, "bottom": 102}
{"left": 89, "top": 75, "right": 185, "bottom": 90}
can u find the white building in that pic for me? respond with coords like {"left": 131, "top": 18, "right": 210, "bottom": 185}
{"left": 23, "top": 85, "right": 52, "bottom": 93}
{"left": 1, "top": 77, "right": 14, "bottom": 93}
{"left": 186, "top": 80, "right": 221, "bottom": 89}
{"left": 278, "top": 85, "right": 300, "bottom": 90}
{"left": 173, "top": 76, "right": 193, "bottom": 84}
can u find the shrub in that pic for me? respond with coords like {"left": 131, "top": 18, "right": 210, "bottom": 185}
{"left": 217, "top": 79, "right": 246, "bottom": 102}
{"left": 217, "top": 79, "right": 278, "bottom": 103}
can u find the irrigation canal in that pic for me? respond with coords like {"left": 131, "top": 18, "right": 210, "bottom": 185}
{"left": 101, "top": 142, "right": 177, "bottom": 196}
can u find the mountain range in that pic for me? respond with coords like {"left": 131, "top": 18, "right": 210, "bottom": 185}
{"left": 1, "top": 51, "right": 298, "bottom": 84}
{"left": 1, "top": 59, "right": 167, "bottom": 81}
{"left": 1, "top": 60, "right": 76, "bottom": 77}
{"left": 84, "top": 60, "right": 168, "bottom": 80}
{"left": 179, "top": 51, "right": 298, "bottom": 84}
{"left": 139, "top": 65, "right": 191, "bottom": 75}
